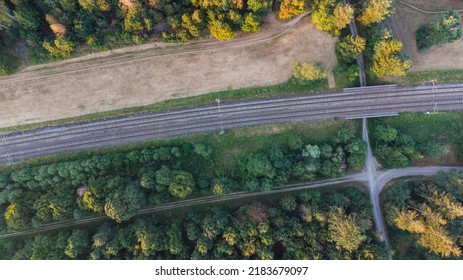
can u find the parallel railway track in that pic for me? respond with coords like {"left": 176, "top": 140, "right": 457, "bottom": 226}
{"left": 2, "top": 83, "right": 463, "bottom": 163}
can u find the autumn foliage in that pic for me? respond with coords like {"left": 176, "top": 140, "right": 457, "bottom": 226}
{"left": 312, "top": 0, "right": 354, "bottom": 36}
{"left": 371, "top": 30, "right": 411, "bottom": 77}
{"left": 386, "top": 179, "right": 463, "bottom": 258}
{"left": 358, "top": 0, "right": 394, "bottom": 26}
{"left": 292, "top": 61, "right": 328, "bottom": 81}
{"left": 278, "top": 0, "right": 305, "bottom": 20}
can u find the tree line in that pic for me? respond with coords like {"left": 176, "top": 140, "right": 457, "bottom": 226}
{"left": 0, "top": 187, "right": 388, "bottom": 259}
{"left": 0, "top": 127, "right": 366, "bottom": 231}
{"left": 312, "top": 0, "right": 411, "bottom": 81}
{"left": 1, "top": 0, "right": 412, "bottom": 78}
{"left": 0, "top": 0, "right": 309, "bottom": 73}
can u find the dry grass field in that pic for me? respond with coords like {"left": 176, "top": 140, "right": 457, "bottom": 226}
{"left": 0, "top": 15, "right": 337, "bottom": 128}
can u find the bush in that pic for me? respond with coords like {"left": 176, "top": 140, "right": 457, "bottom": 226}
{"left": 0, "top": 52, "right": 18, "bottom": 75}
{"left": 169, "top": 171, "right": 195, "bottom": 199}
{"left": 420, "top": 141, "right": 449, "bottom": 159}
{"left": 42, "top": 37, "right": 76, "bottom": 59}
{"left": 292, "top": 61, "right": 327, "bottom": 81}
{"left": 416, "top": 10, "right": 462, "bottom": 51}
{"left": 373, "top": 125, "right": 420, "bottom": 168}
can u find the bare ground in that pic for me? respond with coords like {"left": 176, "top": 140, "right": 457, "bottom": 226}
{"left": 0, "top": 15, "right": 337, "bottom": 128}
{"left": 390, "top": 0, "right": 463, "bottom": 72}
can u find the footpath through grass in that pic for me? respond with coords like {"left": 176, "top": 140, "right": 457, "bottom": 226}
{"left": 0, "top": 78, "right": 328, "bottom": 133}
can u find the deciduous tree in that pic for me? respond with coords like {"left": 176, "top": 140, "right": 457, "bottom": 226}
{"left": 370, "top": 29, "right": 411, "bottom": 77}
{"left": 327, "top": 208, "right": 367, "bottom": 252}
{"left": 358, "top": 0, "right": 394, "bottom": 26}
{"left": 278, "top": 0, "right": 305, "bottom": 20}
{"left": 292, "top": 61, "right": 327, "bottom": 80}
{"left": 337, "top": 35, "right": 366, "bottom": 61}
{"left": 241, "top": 13, "right": 260, "bottom": 33}
{"left": 312, "top": 0, "right": 353, "bottom": 36}
{"left": 168, "top": 171, "right": 195, "bottom": 199}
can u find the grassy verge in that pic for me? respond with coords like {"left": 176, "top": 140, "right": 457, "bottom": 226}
{"left": 370, "top": 112, "right": 463, "bottom": 165}
{"left": 371, "top": 112, "right": 463, "bottom": 144}
{"left": 0, "top": 78, "right": 329, "bottom": 133}
{"left": 381, "top": 69, "right": 463, "bottom": 86}
{"left": 333, "top": 65, "right": 360, "bottom": 89}
{"left": 3, "top": 119, "right": 358, "bottom": 173}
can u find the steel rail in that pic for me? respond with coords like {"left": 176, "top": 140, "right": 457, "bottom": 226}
{"left": 3, "top": 98, "right": 463, "bottom": 162}
{"left": 3, "top": 84, "right": 463, "bottom": 147}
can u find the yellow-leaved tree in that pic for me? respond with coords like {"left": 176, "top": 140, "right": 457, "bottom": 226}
{"left": 358, "top": 0, "right": 394, "bottom": 26}
{"left": 312, "top": 0, "right": 353, "bottom": 36}
{"left": 392, "top": 185, "right": 463, "bottom": 257}
{"left": 278, "top": 0, "right": 305, "bottom": 20}
{"left": 45, "top": 14, "right": 67, "bottom": 37}
{"left": 208, "top": 12, "right": 234, "bottom": 40}
{"left": 371, "top": 30, "right": 411, "bottom": 77}
{"left": 333, "top": 3, "right": 354, "bottom": 30}
{"left": 241, "top": 13, "right": 261, "bottom": 33}
{"left": 337, "top": 35, "right": 366, "bottom": 61}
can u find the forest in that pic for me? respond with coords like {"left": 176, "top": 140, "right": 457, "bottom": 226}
{"left": 383, "top": 170, "right": 463, "bottom": 259}
{"left": 0, "top": 187, "right": 388, "bottom": 260}
{"left": 0, "top": 127, "right": 366, "bottom": 232}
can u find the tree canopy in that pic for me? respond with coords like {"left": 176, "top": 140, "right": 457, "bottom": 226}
{"left": 416, "top": 10, "right": 462, "bottom": 51}
{"left": 358, "top": 0, "right": 395, "bottom": 26}
{"left": 0, "top": 188, "right": 387, "bottom": 260}
{"left": 370, "top": 29, "right": 411, "bottom": 77}
{"left": 384, "top": 174, "right": 463, "bottom": 259}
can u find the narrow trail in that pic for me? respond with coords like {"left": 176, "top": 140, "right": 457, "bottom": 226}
{"left": 343, "top": 0, "right": 367, "bottom": 87}
{"left": 362, "top": 118, "right": 391, "bottom": 258}
{"left": 0, "top": 12, "right": 310, "bottom": 86}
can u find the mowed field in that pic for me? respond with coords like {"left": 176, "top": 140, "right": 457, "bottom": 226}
{"left": 0, "top": 15, "right": 337, "bottom": 128}
{"left": 390, "top": 0, "right": 463, "bottom": 72}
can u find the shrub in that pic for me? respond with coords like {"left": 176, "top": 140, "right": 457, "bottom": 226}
{"left": 292, "top": 61, "right": 327, "bottom": 81}
{"left": 416, "top": 10, "right": 462, "bottom": 51}
{"left": 0, "top": 52, "right": 18, "bottom": 75}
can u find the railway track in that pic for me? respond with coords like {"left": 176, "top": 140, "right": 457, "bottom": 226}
{"left": 2, "top": 83, "right": 463, "bottom": 163}
{"left": 3, "top": 82, "right": 460, "bottom": 143}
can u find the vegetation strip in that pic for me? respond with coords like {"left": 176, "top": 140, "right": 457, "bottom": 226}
{"left": 0, "top": 187, "right": 388, "bottom": 260}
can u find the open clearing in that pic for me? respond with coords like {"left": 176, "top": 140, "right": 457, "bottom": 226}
{"left": 0, "top": 15, "right": 337, "bottom": 128}
{"left": 390, "top": 0, "right": 463, "bottom": 72}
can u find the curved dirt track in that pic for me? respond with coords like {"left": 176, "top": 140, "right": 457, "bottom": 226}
{"left": 0, "top": 13, "right": 337, "bottom": 128}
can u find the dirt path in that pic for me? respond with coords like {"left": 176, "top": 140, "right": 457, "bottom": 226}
{"left": 0, "top": 14, "right": 337, "bottom": 128}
